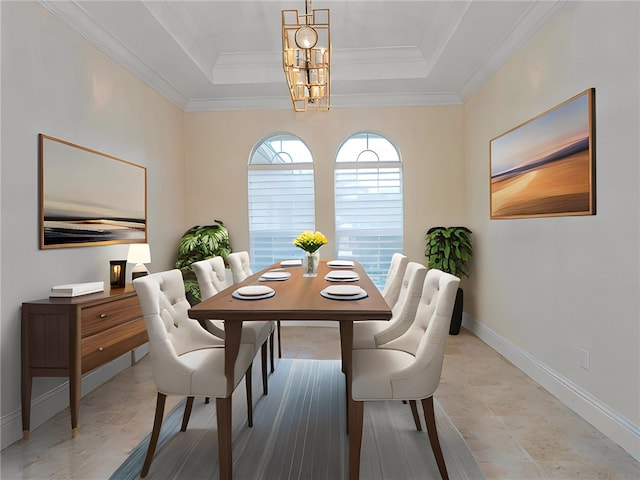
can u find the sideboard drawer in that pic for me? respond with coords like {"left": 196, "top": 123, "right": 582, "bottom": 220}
{"left": 81, "top": 295, "right": 142, "bottom": 337}
{"left": 81, "top": 317, "right": 148, "bottom": 373}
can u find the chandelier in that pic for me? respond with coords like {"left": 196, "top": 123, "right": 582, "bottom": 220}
{"left": 282, "top": 1, "right": 330, "bottom": 112}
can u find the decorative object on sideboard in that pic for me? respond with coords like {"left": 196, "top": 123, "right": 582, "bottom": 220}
{"left": 128, "top": 243, "right": 151, "bottom": 280}
{"left": 50, "top": 281, "right": 105, "bottom": 298}
{"left": 110, "top": 260, "right": 126, "bottom": 288}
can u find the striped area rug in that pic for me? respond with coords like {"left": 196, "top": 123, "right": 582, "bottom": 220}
{"left": 110, "top": 359, "right": 485, "bottom": 480}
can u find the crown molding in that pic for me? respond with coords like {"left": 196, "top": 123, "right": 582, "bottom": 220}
{"left": 38, "top": 0, "right": 189, "bottom": 109}
{"left": 459, "top": 0, "right": 566, "bottom": 100}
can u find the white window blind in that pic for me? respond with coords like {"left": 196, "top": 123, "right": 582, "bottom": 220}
{"left": 335, "top": 133, "right": 403, "bottom": 288}
{"left": 249, "top": 135, "right": 315, "bottom": 271}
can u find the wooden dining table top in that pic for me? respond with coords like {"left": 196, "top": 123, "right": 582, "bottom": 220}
{"left": 188, "top": 259, "right": 392, "bottom": 323}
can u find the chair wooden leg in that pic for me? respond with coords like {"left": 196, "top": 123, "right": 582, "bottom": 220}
{"left": 261, "top": 342, "right": 268, "bottom": 395}
{"left": 245, "top": 365, "right": 253, "bottom": 427}
{"left": 141, "top": 392, "right": 166, "bottom": 478}
{"left": 409, "top": 400, "right": 422, "bottom": 431}
{"left": 421, "top": 396, "right": 449, "bottom": 480}
{"left": 277, "top": 320, "right": 282, "bottom": 358}
{"left": 269, "top": 332, "right": 275, "bottom": 373}
{"left": 216, "top": 396, "right": 233, "bottom": 480}
{"left": 344, "top": 376, "right": 349, "bottom": 435}
{"left": 181, "top": 396, "right": 194, "bottom": 431}
{"left": 348, "top": 400, "right": 364, "bottom": 480}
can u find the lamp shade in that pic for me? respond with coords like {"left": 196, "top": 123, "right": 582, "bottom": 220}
{"left": 127, "top": 243, "right": 151, "bottom": 264}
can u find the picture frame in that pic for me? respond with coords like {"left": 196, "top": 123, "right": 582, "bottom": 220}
{"left": 39, "top": 134, "right": 147, "bottom": 248}
{"left": 490, "top": 88, "right": 595, "bottom": 219}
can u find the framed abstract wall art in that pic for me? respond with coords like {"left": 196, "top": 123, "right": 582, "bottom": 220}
{"left": 39, "top": 134, "right": 147, "bottom": 248}
{"left": 490, "top": 88, "right": 595, "bottom": 219}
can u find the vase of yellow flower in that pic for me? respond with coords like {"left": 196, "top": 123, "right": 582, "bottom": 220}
{"left": 293, "top": 231, "right": 328, "bottom": 277}
{"left": 304, "top": 250, "right": 320, "bottom": 277}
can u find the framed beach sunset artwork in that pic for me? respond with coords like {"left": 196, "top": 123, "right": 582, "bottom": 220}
{"left": 490, "top": 88, "right": 595, "bottom": 219}
{"left": 39, "top": 134, "right": 147, "bottom": 248}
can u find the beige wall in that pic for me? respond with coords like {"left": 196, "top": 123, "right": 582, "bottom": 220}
{"left": 463, "top": 1, "right": 639, "bottom": 458}
{"left": 184, "top": 106, "right": 466, "bottom": 266}
{"left": 1, "top": 2, "right": 186, "bottom": 447}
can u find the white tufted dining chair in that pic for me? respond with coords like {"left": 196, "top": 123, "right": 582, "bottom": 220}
{"left": 133, "top": 270, "right": 256, "bottom": 479}
{"left": 192, "top": 256, "right": 274, "bottom": 394}
{"left": 381, "top": 252, "right": 409, "bottom": 308}
{"left": 352, "top": 261, "right": 427, "bottom": 350}
{"left": 228, "top": 250, "right": 253, "bottom": 283}
{"left": 228, "top": 250, "right": 282, "bottom": 360}
{"left": 349, "top": 268, "right": 460, "bottom": 480}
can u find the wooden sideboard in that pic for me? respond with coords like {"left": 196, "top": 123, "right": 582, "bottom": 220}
{"left": 21, "top": 286, "right": 148, "bottom": 439}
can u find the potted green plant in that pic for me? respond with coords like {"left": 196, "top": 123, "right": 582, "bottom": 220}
{"left": 424, "top": 226, "right": 473, "bottom": 334}
{"left": 175, "top": 220, "right": 232, "bottom": 305}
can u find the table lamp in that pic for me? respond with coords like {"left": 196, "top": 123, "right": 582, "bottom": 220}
{"left": 127, "top": 243, "right": 151, "bottom": 280}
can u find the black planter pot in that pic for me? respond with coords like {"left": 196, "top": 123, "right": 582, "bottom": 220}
{"left": 449, "top": 287, "right": 464, "bottom": 335}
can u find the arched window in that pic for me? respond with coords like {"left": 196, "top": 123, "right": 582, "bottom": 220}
{"left": 334, "top": 132, "right": 403, "bottom": 287}
{"left": 248, "top": 134, "right": 315, "bottom": 270}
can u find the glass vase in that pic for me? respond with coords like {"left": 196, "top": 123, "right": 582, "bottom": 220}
{"left": 304, "top": 250, "right": 320, "bottom": 277}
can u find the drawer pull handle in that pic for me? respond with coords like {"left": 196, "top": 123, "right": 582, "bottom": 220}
{"left": 99, "top": 313, "right": 107, "bottom": 318}
{"left": 98, "top": 347, "right": 104, "bottom": 352}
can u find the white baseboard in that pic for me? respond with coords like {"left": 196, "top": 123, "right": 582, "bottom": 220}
{"left": 1, "top": 346, "right": 148, "bottom": 450}
{"left": 462, "top": 314, "right": 640, "bottom": 462}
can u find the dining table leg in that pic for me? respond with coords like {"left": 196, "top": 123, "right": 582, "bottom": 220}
{"left": 216, "top": 396, "right": 233, "bottom": 480}
{"left": 224, "top": 321, "right": 243, "bottom": 393}
{"left": 218, "top": 320, "right": 243, "bottom": 480}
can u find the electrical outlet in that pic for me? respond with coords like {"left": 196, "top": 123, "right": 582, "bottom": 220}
{"left": 580, "top": 348, "right": 590, "bottom": 370}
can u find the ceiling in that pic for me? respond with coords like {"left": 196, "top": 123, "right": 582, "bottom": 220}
{"left": 40, "top": 0, "right": 564, "bottom": 111}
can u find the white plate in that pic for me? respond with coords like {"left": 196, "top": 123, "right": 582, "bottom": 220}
{"left": 232, "top": 291, "right": 275, "bottom": 300}
{"left": 235, "top": 285, "right": 274, "bottom": 296}
{"left": 323, "top": 285, "right": 364, "bottom": 296}
{"left": 326, "top": 259, "right": 355, "bottom": 268}
{"left": 324, "top": 270, "right": 360, "bottom": 282}
{"left": 260, "top": 271, "right": 292, "bottom": 281}
{"left": 320, "top": 286, "right": 368, "bottom": 301}
{"left": 280, "top": 259, "right": 303, "bottom": 266}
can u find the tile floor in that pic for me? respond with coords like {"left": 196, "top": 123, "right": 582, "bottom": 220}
{"left": 2, "top": 327, "right": 639, "bottom": 479}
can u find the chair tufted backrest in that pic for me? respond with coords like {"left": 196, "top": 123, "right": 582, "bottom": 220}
{"left": 387, "top": 269, "right": 460, "bottom": 398}
{"left": 381, "top": 253, "right": 408, "bottom": 308}
{"left": 374, "top": 262, "right": 427, "bottom": 346}
{"left": 192, "top": 256, "right": 230, "bottom": 300}
{"left": 133, "top": 269, "right": 223, "bottom": 360}
{"left": 228, "top": 251, "right": 253, "bottom": 284}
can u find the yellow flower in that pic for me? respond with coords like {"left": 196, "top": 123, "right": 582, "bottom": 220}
{"left": 293, "top": 231, "right": 328, "bottom": 253}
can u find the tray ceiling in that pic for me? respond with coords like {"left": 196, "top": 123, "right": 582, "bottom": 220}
{"left": 40, "top": 0, "right": 564, "bottom": 111}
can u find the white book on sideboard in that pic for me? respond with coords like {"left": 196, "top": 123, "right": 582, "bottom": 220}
{"left": 50, "top": 281, "right": 105, "bottom": 297}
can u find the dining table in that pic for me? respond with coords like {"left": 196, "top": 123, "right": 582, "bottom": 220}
{"left": 188, "top": 258, "right": 392, "bottom": 480}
